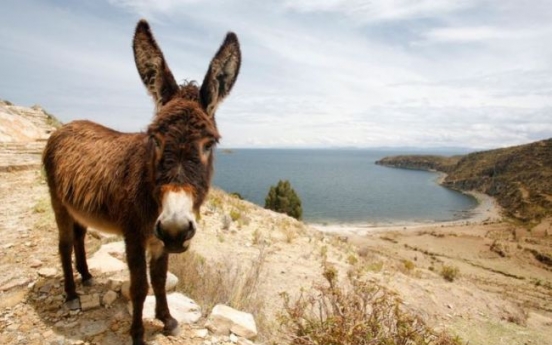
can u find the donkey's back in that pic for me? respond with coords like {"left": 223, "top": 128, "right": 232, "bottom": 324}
{"left": 43, "top": 120, "right": 152, "bottom": 233}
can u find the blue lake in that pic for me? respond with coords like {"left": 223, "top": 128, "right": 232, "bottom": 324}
{"left": 212, "top": 149, "right": 477, "bottom": 225}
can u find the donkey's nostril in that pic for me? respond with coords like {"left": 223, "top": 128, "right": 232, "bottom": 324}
{"left": 154, "top": 221, "right": 164, "bottom": 240}
{"left": 185, "top": 221, "right": 196, "bottom": 241}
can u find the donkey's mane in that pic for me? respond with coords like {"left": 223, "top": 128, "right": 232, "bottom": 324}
{"left": 177, "top": 81, "right": 200, "bottom": 102}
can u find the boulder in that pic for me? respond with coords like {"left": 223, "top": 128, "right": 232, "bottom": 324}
{"left": 128, "top": 292, "right": 201, "bottom": 324}
{"left": 88, "top": 242, "right": 127, "bottom": 274}
{"left": 205, "top": 304, "right": 257, "bottom": 339}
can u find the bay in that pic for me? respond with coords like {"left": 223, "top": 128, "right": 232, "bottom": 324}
{"left": 212, "top": 149, "right": 477, "bottom": 225}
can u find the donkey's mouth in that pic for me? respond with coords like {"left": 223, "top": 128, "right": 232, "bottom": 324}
{"left": 164, "top": 239, "right": 192, "bottom": 254}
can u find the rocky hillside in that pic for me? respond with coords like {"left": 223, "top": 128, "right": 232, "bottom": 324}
{"left": 376, "top": 154, "right": 461, "bottom": 173}
{"left": 376, "top": 139, "right": 552, "bottom": 224}
{"left": 0, "top": 99, "right": 60, "bottom": 172}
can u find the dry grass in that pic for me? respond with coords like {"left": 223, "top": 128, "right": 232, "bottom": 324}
{"left": 170, "top": 248, "right": 269, "bottom": 338}
{"left": 440, "top": 265, "right": 460, "bottom": 282}
{"left": 278, "top": 263, "right": 464, "bottom": 345}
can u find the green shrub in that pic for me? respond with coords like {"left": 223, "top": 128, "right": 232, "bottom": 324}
{"left": 264, "top": 180, "right": 303, "bottom": 220}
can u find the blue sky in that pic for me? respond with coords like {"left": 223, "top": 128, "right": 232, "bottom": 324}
{"left": 1, "top": 0, "right": 551, "bottom": 149}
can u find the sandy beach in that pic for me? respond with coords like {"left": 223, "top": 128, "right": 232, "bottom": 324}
{"left": 311, "top": 190, "right": 502, "bottom": 235}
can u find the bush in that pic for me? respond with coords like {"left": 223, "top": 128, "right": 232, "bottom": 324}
{"left": 265, "top": 180, "right": 303, "bottom": 220}
{"left": 278, "top": 264, "right": 463, "bottom": 345}
{"left": 440, "top": 265, "right": 459, "bottom": 282}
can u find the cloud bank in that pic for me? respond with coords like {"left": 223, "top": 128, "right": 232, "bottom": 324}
{"left": 1, "top": 0, "right": 551, "bottom": 149}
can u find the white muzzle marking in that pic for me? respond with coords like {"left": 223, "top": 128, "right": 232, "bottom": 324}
{"left": 157, "top": 190, "right": 196, "bottom": 238}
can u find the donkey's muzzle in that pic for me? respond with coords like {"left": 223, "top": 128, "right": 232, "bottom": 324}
{"left": 154, "top": 219, "right": 196, "bottom": 253}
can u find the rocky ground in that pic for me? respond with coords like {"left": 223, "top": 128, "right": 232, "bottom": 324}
{"left": 1, "top": 101, "right": 551, "bottom": 345}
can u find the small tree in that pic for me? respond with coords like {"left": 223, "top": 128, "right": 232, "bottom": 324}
{"left": 265, "top": 180, "right": 303, "bottom": 220}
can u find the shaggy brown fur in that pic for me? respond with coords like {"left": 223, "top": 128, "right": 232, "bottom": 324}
{"left": 42, "top": 19, "right": 240, "bottom": 345}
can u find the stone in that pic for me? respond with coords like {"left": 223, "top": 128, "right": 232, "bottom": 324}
{"left": 237, "top": 338, "right": 255, "bottom": 345}
{"left": 42, "top": 329, "right": 54, "bottom": 338}
{"left": 38, "top": 267, "right": 57, "bottom": 278}
{"left": 193, "top": 329, "right": 209, "bottom": 338}
{"left": 7, "top": 323, "right": 19, "bottom": 331}
{"left": 229, "top": 333, "right": 238, "bottom": 343}
{"left": 102, "top": 290, "right": 118, "bottom": 307}
{"left": 39, "top": 283, "right": 53, "bottom": 293}
{"left": 128, "top": 293, "right": 201, "bottom": 324}
{"left": 1, "top": 276, "right": 32, "bottom": 291}
{"left": 79, "top": 320, "right": 108, "bottom": 337}
{"left": 107, "top": 274, "right": 127, "bottom": 292}
{"left": 29, "top": 259, "right": 43, "bottom": 268}
{"left": 80, "top": 294, "right": 100, "bottom": 311}
{"left": 87, "top": 243, "right": 127, "bottom": 274}
{"left": 120, "top": 281, "right": 131, "bottom": 300}
{"left": 165, "top": 271, "right": 179, "bottom": 291}
{"left": 0, "top": 289, "right": 26, "bottom": 308}
{"left": 205, "top": 305, "right": 257, "bottom": 339}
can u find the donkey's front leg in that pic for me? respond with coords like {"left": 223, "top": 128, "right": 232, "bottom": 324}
{"left": 125, "top": 237, "right": 149, "bottom": 345}
{"left": 150, "top": 252, "right": 178, "bottom": 334}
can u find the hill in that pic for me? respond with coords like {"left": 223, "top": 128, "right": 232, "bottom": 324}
{"left": 376, "top": 139, "right": 552, "bottom": 225}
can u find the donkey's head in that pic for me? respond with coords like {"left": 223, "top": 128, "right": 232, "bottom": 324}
{"left": 133, "top": 20, "right": 240, "bottom": 253}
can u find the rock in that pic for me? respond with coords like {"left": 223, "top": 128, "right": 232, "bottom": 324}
{"left": 107, "top": 274, "right": 127, "bottom": 292}
{"left": 38, "top": 267, "right": 57, "bottom": 278}
{"left": 165, "top": 271, "right": 179, "bottom": 291}
{"left": 0, "top": 276, "right": 31, "bottom": 292}
{"left": 79, "top": 320, "right": 108, "bottom": 337}
{"left": 0, "top": 289, "right": 26, "bottom": 308}
{"left": 205, "top": 304, "right": 257, "bottom": 339}
{"left": 42, "top": 329, "right": 54, "bottom": 338}
{"left": 102, "top": 290, "right": 118, "bottom": 307}
{"left": 7, "top": 323, "right": 19, "bottom": 331}
{"left": 102, "top": 241, "right": 126, "bottom": 261}
{"left": 193, "top": 329, "right": 209, "bottom": 338}
{"left": 80, "top": 294, "right": 101, "bottom": 311}
{"left": 237, "top": 338, "right": 255, "bottom": 345}
{"left": 229, "top": 333, "right": 238, "bottom": 343}
{"left": 128, "top": 293, "right": 201, "bottom": 324}
{"left": 29, "top": 259, "right": 43, "bottom": 268}
{"left": 121, "top": 281, "right": 131, "bottom": 300}
{"left": 87, "top": 243, "right": 127, "bottom": 274}
{"left": 39, "top": 282, "right": 53, "bottom": 293}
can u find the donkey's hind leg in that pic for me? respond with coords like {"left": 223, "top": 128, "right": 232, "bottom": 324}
{"left": 51, "top": 197, "right": 80, "bottom": 309}
{"left": 73, "top": 222, "right": 93, "bottom": 286}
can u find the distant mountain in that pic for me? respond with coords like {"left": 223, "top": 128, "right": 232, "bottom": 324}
{"left": 376, "top": 139, "right": 552, "bottom": 225}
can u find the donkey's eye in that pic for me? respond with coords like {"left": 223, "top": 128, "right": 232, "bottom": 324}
{"left": 203, "top": 141, "right": 215, "bottom": 155}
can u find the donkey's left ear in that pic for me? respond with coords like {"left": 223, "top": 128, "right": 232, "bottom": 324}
{"left": 200, "top": 32, "right": 241, "bottom": 118}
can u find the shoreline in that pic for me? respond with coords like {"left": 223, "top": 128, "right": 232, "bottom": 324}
{"left": 310, "top": 190, "right": 502, "bottom": 235}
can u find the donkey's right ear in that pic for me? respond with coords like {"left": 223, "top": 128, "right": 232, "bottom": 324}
{"left": 133, "top": 19, "right": 179, "bottom": 110}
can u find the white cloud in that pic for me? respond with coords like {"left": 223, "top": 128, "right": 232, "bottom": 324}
{"left": 1, "top": 0, "right": 551, "bottom": 149}
{"left": 283, "top": 0, "right": 477, "bottom": 22}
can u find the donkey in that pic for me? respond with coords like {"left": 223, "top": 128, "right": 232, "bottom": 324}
{"left": 42, "top": 19, "right": 240, "bottom": 345}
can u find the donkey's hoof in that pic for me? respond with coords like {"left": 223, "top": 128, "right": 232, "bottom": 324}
{"left": 163, "top": 317, "right": 179, "bottom": 336}
{"left": 82, "top": 277, "right": 95, "bottom": 286}
{"left": 65, "top": 298, "right": 80, "bottom": 310}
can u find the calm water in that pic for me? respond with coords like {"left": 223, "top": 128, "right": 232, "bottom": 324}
{"left": 212, "top": 149, "right": 477, "bottom": 225}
